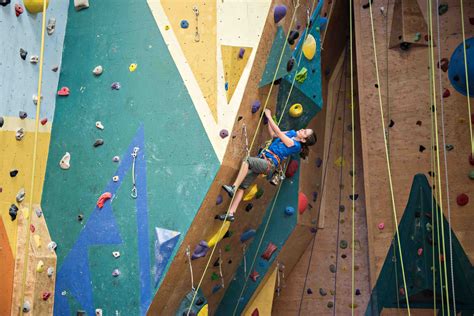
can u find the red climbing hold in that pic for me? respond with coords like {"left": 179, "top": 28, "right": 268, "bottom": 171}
{"left": 251, "top": 308, "right": 259, "bottom": 316}
{"left": 30, "top": 224, "right": 35, "bottom": 233}
{"left": 471, "top": 113, "right": 474, "bottom": 124}
{"left": 442, "top": 89, "right": 450, "bottom": 98}
{"left": 97, "top": 192, "right": 112, "bottom": 209}
{"left": 261, "top": 242, "right": 277, "bottom": 260}
{"left": 41, "top": 118, "right": 48, "bottom": 125}
{"left": 417, "top": 248, "right": 423, "bottom": 256}
{"left": 57, "top": 87, "right": 70, "bottom": 96}
{"left": 298, "top": 192, "right": 308, "bottom": 214}
{"left": 469, "top": 153, "right": 474, "bottom": 166}
{"left": 285, "top": 160, "right": 298, "bottom": 178}
{"left": 456, "top": 193, "right": 469, "bottom": 206}
{"left": 249, "top": 270, "right": 260, "bottom": 282}
{"left": 437, "top": 58, "right": 449, "bottom": 72}
{"left": 15, "top": 4, "right": 23, "bottom": 16}
{"left": 42, "top": 292, "right": 51, "bottom": 301}
{"left": 470, "top": 17, "right": 474, "bottom": 25}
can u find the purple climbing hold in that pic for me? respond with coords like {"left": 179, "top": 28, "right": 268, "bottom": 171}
{"left": 312, "top": 191, "right": 318, "bottom": 202}
{"left": 238, "top": 48, "right": 245, "bottom": 59}
{"left": 307, "top": 288, "right": 313, "bottom": 294}
{"left": 316, "top": 157, "right": 323, "bottom": 168}
{"left": 355, "top": 289, "right": 361, "bottom": 295}
{"left": 216, "top": 194, "right": 223, "bottom": 205}
{"left": 111, "top": 82, "right": 121, "bottom": 90}
{"left": 212, "top": 284, "right": 222, "bottom": 294}
{"left": 274, "top": 5, "right": 287, "bottom": 23}
{"left": 219, "top": 129, "right": 229, "bottom": 139}
{"left": 310, "top": 227, "right": 317, "bottom": 233}
{"left": 252, "top": 101, "right": 261, "bottom": 114}
{"left": 191, "top": 240, "right": 209, "bottom": 260}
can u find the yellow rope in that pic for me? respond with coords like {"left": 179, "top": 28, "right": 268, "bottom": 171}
{"left": 185, "top": 3, "right": 301, "bottom": 314}
{"left": 427, "top": 0, "right": 451, "bottom": 312}
{"left": 367, "top": 1, "right": 411, "bottom": 313}
{"left": 349, "top": 0, "right": 355, "bottom": 314}
{"left": 18, "top": 1, "right": 48, "bottom": 315}
{"left": 459, "top": 0, "right": 473, "bottom": 156}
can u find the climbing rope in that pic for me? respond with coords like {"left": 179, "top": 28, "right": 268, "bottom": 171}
{"left": 367, "top": 0, "right": 411, "bottom": 313}
{"left": 349, "top": 0, "right": 355, "bottom": 313}
{"left": 18, "top": 1, "right": 48, "bottom": 315}
{"left": 436, "top": 0, "right": 456, "bottom": 311}
{"left": 459, "top": 0, "right": 473, "bottom": 156}
{"left": 186, "top": 2, "right": 301, "bottom": 314}
{"left": 427, "top": 0, "right": 451, "bottom": 312}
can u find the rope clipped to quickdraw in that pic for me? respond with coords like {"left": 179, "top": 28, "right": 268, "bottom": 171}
{"left": 186, "top": 246, "right": 195, "bottom": 291}
{"left": 242, "top": 124, "right": 250, "bottom": 157}
{"left": 219, "top": 248, "right": 225, "bottom": 288}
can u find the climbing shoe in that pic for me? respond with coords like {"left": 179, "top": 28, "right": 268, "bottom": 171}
{"left": 222, "top": 184, "right": 235, "bottom": 198}
{"left": 216, "top": 213, "right": 234, "bottom": 222}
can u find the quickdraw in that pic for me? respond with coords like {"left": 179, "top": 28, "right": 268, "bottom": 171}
{"left": 131, "top": 147, "right": 139, "bottom": 199}
{"left": 193, "top": 5, "right": 200, "bottom": 42}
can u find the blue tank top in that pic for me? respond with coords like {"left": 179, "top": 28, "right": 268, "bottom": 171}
{"left": 264, "top": 130, "right": 301, "bottom": 166}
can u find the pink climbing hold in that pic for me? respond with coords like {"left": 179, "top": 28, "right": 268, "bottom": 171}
{"left": 273, "top": 5, "right": 287, "bottom": 23}
{"left": 417, "top": 248, "right": 423, "bottom": 256}
{"left": 378, "top": 222, "right": 385, "bottom": 230}
{"left": 298, "top": 192, "right": 308, "bottom": 214}
{"left": 219, "top": 129, "right": 229, "bottom": 139}
{"left": 442, "top": 89, "right": 450, "bottom": 98}
{"left": 15, "top": 4, "right": 23, "bottom": 16}
{"left": 456, "top": 193, "right": 469, "bottom": 206}
{"left": 57, "top": 87, "right": 70, "bottom": 96}
{"left": 97, "top": 192, "right": 112, "bottom": 209}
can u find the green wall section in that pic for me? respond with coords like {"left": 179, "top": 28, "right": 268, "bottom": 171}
{"left": 41, "top": 0, "right": 219, "bottom": 314}
{"left": 366, "top": 174, "right": 474, "bottom": 315}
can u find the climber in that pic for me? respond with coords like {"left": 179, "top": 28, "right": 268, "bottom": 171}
{"left": 217, "top": 108, "right": 316, "bottom": 222}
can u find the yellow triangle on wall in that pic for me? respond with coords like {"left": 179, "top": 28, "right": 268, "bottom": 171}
{"left": 222, "top": 45, "right": 252, "bottom": 103}
{"left": 243, "top": 268, "right": 278, "bottom": 316}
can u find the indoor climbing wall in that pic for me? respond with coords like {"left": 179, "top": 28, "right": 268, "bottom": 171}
{"left": 352, "top": 0, "right": 474, "bottom": 313}
{"left": 0, "top": 1, "right": 69, "bottom": 314}
{"left": 40, "top": 0, "right": 223, "bottom": 315}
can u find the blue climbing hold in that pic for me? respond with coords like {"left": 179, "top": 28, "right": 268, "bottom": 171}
{"left": 180, "top": 20, "right": 189, "bottom": 29}
{"left": 285, "top": 206, "right": 295, "bottom": 216}
{"left": 448, "top": 37, "right": 474, "bottom": 97}
{"left": 225, "top": 82, "right": 229, "bottom": 91}
{"left": 240, "top": 229, "right": 256, "bottom": 243}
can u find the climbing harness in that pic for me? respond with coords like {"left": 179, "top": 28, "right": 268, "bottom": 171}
{"left": 368, "top": 0, "right": 411, "bottom": 312}
{"left": 131, "top": 147, "right": 139, "bottom": 199}
{"left": 18, "top": 1, "right": 48, "bottom": 315}
{"left": 193, "top": 5, "right": 200, "bottom": 42}
{"left": 186, "top": 246, "right": 195, "bottom": 291}
{"left": 218, "top": 248, "right": 224, "bottom": 288}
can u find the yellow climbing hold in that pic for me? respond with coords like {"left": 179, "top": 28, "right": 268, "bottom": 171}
{"left": 243, "top": 184, "right": 258, "bottom": 201}
{"left": 36, "top": 260, "right": 44, "bottom": 273}
{"left": 33, "top": 234, "right": 41, "bottom": 248}
{"left": 165, "top": 25, "right": 170, "bottom": 30}
{"left": 289, "top": 103, "right": 303, "bottom": 118}
{"left": 207, "top": 221, "right": 230, "bottom": 248}
{"left": 24, "top": 0, "right": 49, "bottom": 13}
{"left": 334, "top": 156, "right": 345, "bottom": 167}
{"left": 129, "top": 63, "right": 138, "bottom": 72}
{"left": 197, "top": 304, "right": 208, "bottom": 316}
{"left": 302, "top": 34, "right": 316, "bottom": 60}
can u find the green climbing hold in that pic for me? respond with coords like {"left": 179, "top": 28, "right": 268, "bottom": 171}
{"left": 340, "top": 240, "right": 348, "bottom": 249}
{"left": 295, "top": 67, "right": 308, "bottom": 83}
{"left": 211, "top": 272, "right": 219, "bottom": 281}
{"left": 255, "top": 187, "right": 264, "bottom": 199}
{"left": 225, "top": 245, "right": 231, "bottom": 252}
{"left": 438, "top": 3, "right": 448, "bottom": 15}
{"left": 413, "top": 32, "right": 421, "bottom": 42}
{"left": 469, "top": 170, "right": 474, "bottom": 180}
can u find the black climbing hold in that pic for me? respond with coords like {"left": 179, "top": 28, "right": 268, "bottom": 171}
{"left": 445, "top": 144, "right": 454, "bottom": 151}
{"left": 389, "top": 119, "right": 395, "bottom": 128}
{"left": 237, "top": 116, "right": 243, "bottom": 121}
{"left": 245, "top": 203, "right": 253, "bottom": 212}
{"left": 93, "top": 139, "right": 104, "bottom": 147}
{"left": 312, "top": 191, "right": 318, "bottom": 202}
{"left": 349, "top": 194, "right": 359, "bottom": 200}
{"left": 340, "top": 240, "right": 348, "bottom": 249}
{"left": 273, "top": 78, "right": 282, "bottom": 85}
{"left": 77, "top": 310, "right": 86, "bottom": 316}
{"left": 327, "top": 301, "right": 334, "bottom": 308}
{"left": 77, "top": 214, "right": 84, "bottom": 222}
{"left": 349, "top": 170, "right": 354, "bottom": 177}
{"left": 355, "top": 289, "right": 361, "bottom": 295}
{"left": 52, "top": 65, "right": 59, "bottom": 72}
{"left": 288, "top": 30, "right": 299, "bottom": 45}
{"left": 20, "top": 48, "right": 27, "bottom": 60}
{"left": 374, "top": 83, "right": 378, "bottom": 88}
{"left": 307, "top": 288, "right": 313, "bottom": 294}
{"left": 400, "top": 42, "right": 411, "bottom": 51}
{"left": 362, "top": 0, "right": 373, "bottom": 9}
{"left": 228, "top": 259, "right": 232, "bottom": 264}
{"left": 19, "top": 111, "right": 27, "bottom": 119}
{"left": 286, "top": 58, "right": 295, "bottom": 72}
{"left": 10, "top": 169, "right": 18, "bottom": 177}
{"left": 223, "top": 230, "right": 233, "bottom": 239}
{"left": 438, "top": 3, "right": 448, "bottom": 15}
{"left": 419, "top": 145, "right": 426, "bottom": 152}
{"left": 341, "top": 254, "right": 347, "bottom": 259}
{"left": 329, "top": 264, "right": 336, "bottom": 273}
{"left": 316, "top": 157, "right": 322, "bottom": 168}
{"left": 416, "top": 120, "right": 422, "bottom": 126}
{"left": 0, "top": 0, "right": 11, "bottom": 7}
{"left": 213, "top": 258, "right": 220, "bottom": 267}
{"left": 0, "top": 116, "right": 4, "bottom": 128}
{"left": 319, "top": 288, "right": 327, "bottom": 296}
{"left": 347, "top": 124, "right": 352, "bottom": 132}
{"left": 339, "top": 205, "right": 345, "bottom": 212}
{"left": 9, "top": 204, "right": 18, "bottom": 221}
{"left": 428, "top": 171, "right": 435, "bottom": 177}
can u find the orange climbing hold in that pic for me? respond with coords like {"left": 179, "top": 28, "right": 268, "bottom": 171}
{"left": 97, "top": 192, "right": 112, "bottom": 209}
{"left": 298, "top": 192, "right": 308, "bottom": 214}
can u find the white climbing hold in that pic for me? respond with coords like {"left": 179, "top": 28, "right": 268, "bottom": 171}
{"left": 92, "top": 65, "right": 103, "bottom": 76}
{"left": 47, "top": 266, "right": 54, "bottom": 277}
{"left": 30, "top": 55, "right": 39, "bottom": 64}
{"left": 95, "top": 121, "right": 104, "bottom": 130}
{"left": 48, "top": 241, "right": 57, "bottom": 251}
{"left": 112, "top": 269, "right": 120, "bottom": 277}
{"left": 60, "top": 152, "right": 71, "bottom": 170}
{"left": 47, "top": 18, "right": 56, "bottom": 35}
{"left": 112, "top": 156, "right": 120, "bottom": 162}
{"left": 112, "top": 251, "right": 120, "bottom": 258}
{"left": 32, "top": 95, "right": 43, "bottom": 105}
{"left": 16, "top": 128, "right": 25, "bottom": 141}
{"left": 16, "top": 188, "right": 25, "bottom": 203}
{"left": 113, "top": 176, "right": 119, "bottom": 182}
{"left": 23, "top": 301, "right": 31, "bottom": 313}
{"left": 74, "top": 0, "right": 89, "bottom": 11}
{"left": 35, "top": 208, "right": 43, "bottom": 217}
{"left": 95, "top": 309, "right": 103, "bottom": 316}
{"left": 61, "top": 291, "right": 67, "bottom": 296}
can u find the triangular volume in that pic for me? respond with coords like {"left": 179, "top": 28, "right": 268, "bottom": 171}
{"left": 389, "top": 0, "right": 431, "bottom": 49}
{"left": 243, "top": 268, "right": 278, "bottom": 316}
{"left": 259, "top": 26, "right": 293, "bottom": 87}
{"left": 154, "top": 227, "right": 181, "bottom": 287}
{"left": 222, "top": 45, "right": 253, "bottom": 103}
{"left": 365, "top": 174, "right": 474, "bottom": 315}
